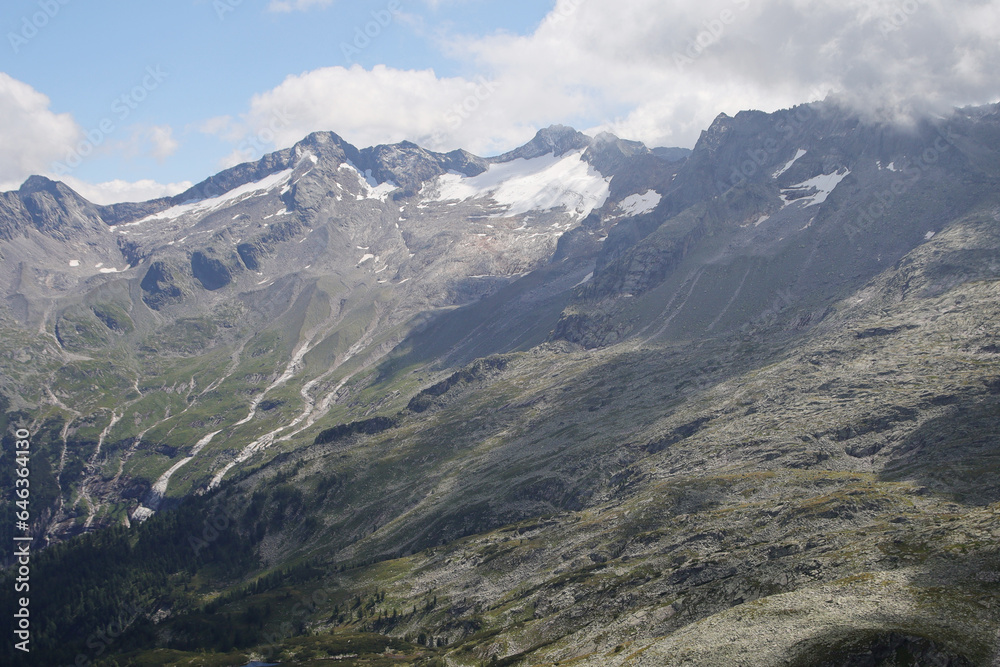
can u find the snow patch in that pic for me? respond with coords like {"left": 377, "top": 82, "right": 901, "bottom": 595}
{"left": 68, "top": 260, "right": 80, "bottom": 267}
{"left": 130, "top": 169, "right": 294, "bottom": 225}
{"left": 425, "top": 150, "right": 610, "bottom": 219}
{"left": 99, "top": 267, "right": 122, "bottom": 274}
{"left": 780, "top": 169, "right": 850, "bottom": 208}
{"left": 281, "top": 154, "right": 318, "bottom": 194}
{"left": 618, "top": 190, "right": 662, "bottom": 216}
{"left": 774, "top": 149, "right": 807, "bottom": 178}
{"left": 925, "top": 231, "right": 936, "bottom": 240}
{"left": 367, "top": 182, "right": 397, "bottom": 201}
{"left": 339, "top": 163, "right": 398, "bottom": 201}
{"left": 358, "top": 253, "right": 375, "bottom": 264}
{"left": 574, "top": 272, "right": 594, "bottom": 288}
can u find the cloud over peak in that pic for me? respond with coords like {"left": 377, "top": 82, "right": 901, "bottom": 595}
{"left": 232, "top": 0, "right": 1000, "bottom": 154}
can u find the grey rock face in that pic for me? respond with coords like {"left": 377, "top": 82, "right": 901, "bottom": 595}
{"left": 140, "top": 261, "right": 185, "bottom": 310}
{"left": 554, "top": 100, "right": 1000, "bottom": 346}
{"left": 652, "top": 146, "right": 693, "bottom": 162}
{"left": 357, "top": 141, "right": 488, "bottom": 197}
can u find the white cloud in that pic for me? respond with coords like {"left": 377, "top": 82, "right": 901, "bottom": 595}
{"left": 208, "top": 0, "right": 1000, "bottom": 159}
{"left": 58, "top": 175, "right": 192, "bottom": 206}
{"left": 0, "top": 74, "right": 187, "bottom": 204}
{"left": 213, "top": 64, "right": 531, "bottom": 157}
{"left": 114, "top": 124, "right": 181, "bottom": 162}
{"left": 0, "top": 72, "right": 81, "bottom": 187}
{"left": 198, "top": 115, "right": 233, "bottom": 137}
{"left": 462, "top": 0, "right": 1000, "bottom": 147}
{"left": 147, "top": 125, "right": 180, "bottom": 161}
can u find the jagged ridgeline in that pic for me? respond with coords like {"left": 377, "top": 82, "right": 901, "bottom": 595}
{"left": 2, "top": 101, "right": 1000, "bottom": 665}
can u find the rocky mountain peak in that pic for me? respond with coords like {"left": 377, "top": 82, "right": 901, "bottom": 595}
{"left": 491, "top": 124, "right": 594, "bottom": 163}
{"left": 18, "top": 174, "right": 63, "bottom": 195}
{"left": 13, "top": 175, "right": 108, "bottom": 240}
{"left": 294, "top": 130, "right": 362, "bottom": 161}
{"left": 582, "top": 132, "right": 650, "bottom": 175}
{"left": 355, "top": 141, "right": 489, "bottom": 197}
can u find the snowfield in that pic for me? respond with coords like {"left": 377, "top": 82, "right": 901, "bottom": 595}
{"left": 339, "top": 162, "right": 399, "bottom": 201}
{"left": 780, "top": 168, "right": 851, "bottom": 208}
{"left": 426, "top": 150, "right": 611, "bottom": 219}
{"left": 128, "top": 168, "right": 296, "bottom": 226}
{"left": 773, "top": 149, "right": 807, "bottom": 178}
{"left": 618, "top": 190, "right": 662, "bottom": 216}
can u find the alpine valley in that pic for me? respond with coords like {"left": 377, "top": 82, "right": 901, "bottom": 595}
{"left": 3, "top": 100, "right": 1000, "bottom": 666}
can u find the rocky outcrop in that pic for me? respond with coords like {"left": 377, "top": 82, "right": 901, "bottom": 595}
{"left": 407, "top": 356, "right": 509, "bottom": 413}
{"left": 140, "top": 260, "right": 185, "bottom": 310}
{"left": 358, "top": 142, "right": 489, "bottom": 197}
{"left": 191, "top": 248, "right": 242, "bottom": 292}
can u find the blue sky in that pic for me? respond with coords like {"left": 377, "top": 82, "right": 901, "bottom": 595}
{"left": 2, "top": 0, "right": 998, "bottom": 203}
{"left": 0, "top": 0, "right": 552, "bottom": 196}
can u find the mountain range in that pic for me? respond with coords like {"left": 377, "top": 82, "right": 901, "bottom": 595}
{"left": 2, "top": 99, "right": 1000, "bottom": 666}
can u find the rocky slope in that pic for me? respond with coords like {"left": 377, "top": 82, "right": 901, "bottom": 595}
{"left": 0, "top": 124, "right": 682, "bottom": 540}
{"left": 2, "top": 100, "right": 1000, "bottom": 666}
